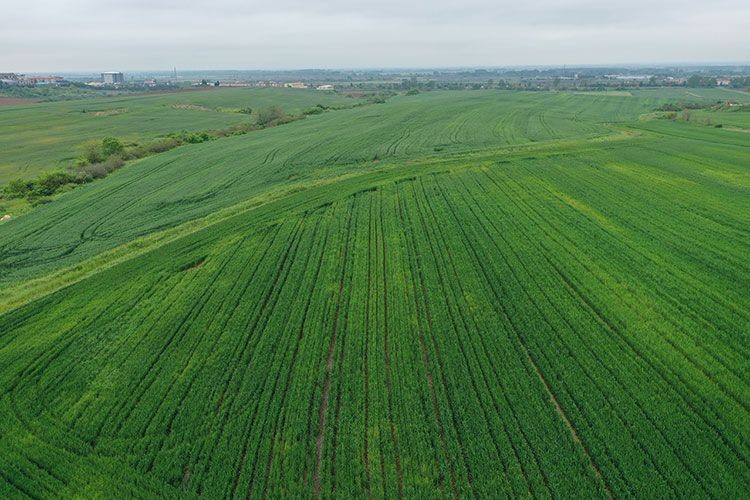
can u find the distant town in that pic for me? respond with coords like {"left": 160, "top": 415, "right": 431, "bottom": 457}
{"left": 0, "top": 71, "right": 337, "bottom": 91}
{"left": 2, "top": 65, "right": 750, "bottom": 96}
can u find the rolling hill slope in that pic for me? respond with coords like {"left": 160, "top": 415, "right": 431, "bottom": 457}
{"left": 1, "top": 91, "right": 662, "bottom": 284}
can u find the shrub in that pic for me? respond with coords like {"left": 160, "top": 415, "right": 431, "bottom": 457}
{"left": 29, "top": 196, "right": 52, "bottom": 207}
{"left": 121, "top": 146, "right": 146, "bottom": 160}
{"left": 74, "top": 170, "right": 94, "bottom": 183}
{"left": 82, "top": 163, "right": 108, "bottom": 179}
{"left": 80, "top": 139, "right": 105, "bottom": 164}
{"left": 184, "top": 131, "right": 211, "bottom": 144}
{"left": 172, "top": 130, "right": 211, "bottom": 144}
{"left": 3, "top": 179, "right": 34, "bottom": 199}
{"left": 272, "top": 114, "right": 302, "bottom": 126}
{"left": 146, "top": 137, "right": 181, "bottom": 154}
{"left": 78, "top": 137, "right": 125, "bottom": 165}
{"left": 101, "top": 156, "right": 125, "bottom": 173}
{"left": 102, "top": 137, "right": 124, "bottom": 157}
{"left": 34, "top": 170, "right": 76, "bottom": 196}
{"left": 256, "top": 106, "right": 287, "bottom": 127}
{"left": 367, "top": 94, "right": 387, "bottom": 104}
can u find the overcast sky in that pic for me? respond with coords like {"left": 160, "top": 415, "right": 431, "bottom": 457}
{"left": 3, "top": 0, "right": 749, "bottom": 72}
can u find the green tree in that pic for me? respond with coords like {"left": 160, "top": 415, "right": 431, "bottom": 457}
{"left": 80, "top": 140, "right": 104, "bottom": 164}
{"left": 686, "top": 75, "right": 702, "bottom": 88}
{"left": 102, "top": 137, "right": 124, "bottom": 157}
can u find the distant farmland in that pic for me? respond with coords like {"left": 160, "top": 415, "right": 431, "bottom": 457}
{"left": 0, "top": 87, "right": 748, "bottom": 497}
{"left": 0, "top": 87, "right": 353, "bottom": 183}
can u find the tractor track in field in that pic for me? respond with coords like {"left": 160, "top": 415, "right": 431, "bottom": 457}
{"left": 141, "top": 238, "right": 253, "bottom": 472}
{"left": 256, "top": 209, "right": 334, "bottom": 498}
{"left": 378, "top": 191, "right": 404, "bottom": 499}
{"left": 472, "top": 169, "right": 710, "bottom": 493}
{"left": 362, "top": 196, "right": 373, "bottom": 498}
{"left": 412, "top": 178, "right": 542, "bottom": 497}
{"left": 328, "top": 200, "right": 359, "bottom": 498}
{"left": 109, "top": 243, "right": 240, "bottom": 440}
{"left": 457, "top": 169, "right": 700, "bottom": 495}
{"left": 523, "top": 344, "right": 614, "bottom": 499}
{"left": 538, "top": 110, "right": 555, "bottom": 138}
{"left": 76, "top": 159, "right": 180, "bottom": 243}
{"left": 182, "top": 219, "right": 302, "bottom": 493}
{"left": 186, "top": 225, "right": 286, "bottom": 493}
{"left": 242, "top": 213, "right": 328, "bottom": 498}
{"left": 430, "top": 176, "right": 565, "bottom": 498}
{"left": 483, "top": 167, "right": 750, "bottom": 478}
{"left": 224, "top": 216, "right": 310, "bottom": 499}
{"left": 505, "top": 165, "right": 750, "bottom": 423}
{"left": 261, "top": 147, "right": 280, "bottom": 165}
{"left": 313, "top": 196, "right": 357, "bottom": 497}
{"left": 395, "top": 183, "right": 460, "bottom": 499}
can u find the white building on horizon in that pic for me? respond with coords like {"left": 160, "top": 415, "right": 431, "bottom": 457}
{"left": 102, "top": 72, "right": 125, "bottom": 85}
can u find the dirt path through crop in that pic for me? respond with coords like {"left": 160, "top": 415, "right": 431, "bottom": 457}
{"left": 523, "top": 348, "right": 614, "bottom": 499}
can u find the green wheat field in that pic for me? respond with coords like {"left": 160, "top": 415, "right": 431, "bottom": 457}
{"left": 0, "top": 86, "right": 748, "bottom": 497}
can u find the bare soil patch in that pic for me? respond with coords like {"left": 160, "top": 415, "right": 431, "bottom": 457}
{"left": 172, "top": 103, "right": 212, "bottom": 111}
{"left": 0, "top": 97, "right": 38, "bottom": 106}
{"left": 93, "top": 108, "right": 129, "bottom": 117}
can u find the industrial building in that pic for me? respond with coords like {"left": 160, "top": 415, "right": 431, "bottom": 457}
{"left": 102, "top": 72, "right": 125, "bottom": 84}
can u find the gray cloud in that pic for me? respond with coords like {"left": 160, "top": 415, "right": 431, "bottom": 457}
{"left": 2, "top": 0, "right": 748, "bottom": 71}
